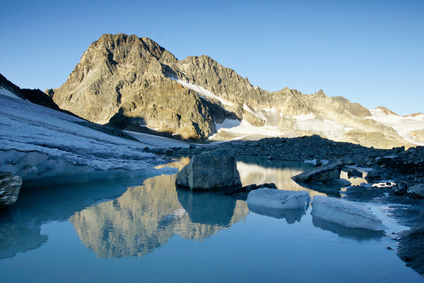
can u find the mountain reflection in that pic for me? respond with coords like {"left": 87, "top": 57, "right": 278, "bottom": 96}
{"left": 70, "top": 173, "right": 249, "bottom": 259}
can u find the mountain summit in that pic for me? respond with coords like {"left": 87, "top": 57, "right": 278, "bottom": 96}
{"left": 49, "top": 33, "right": 423, "bottom": 148}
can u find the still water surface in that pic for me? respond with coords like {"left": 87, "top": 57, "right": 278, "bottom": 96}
{"left": 0, "top": 158, "right": 422, "bottom": 282}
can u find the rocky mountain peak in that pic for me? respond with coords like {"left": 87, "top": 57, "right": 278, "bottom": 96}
{"left": 46, "top": 33, "right": 421, "bottom": 148}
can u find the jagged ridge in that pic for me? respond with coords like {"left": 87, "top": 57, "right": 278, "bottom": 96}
{"left": 48, "top": 33, "right": 419, "bottom": 148}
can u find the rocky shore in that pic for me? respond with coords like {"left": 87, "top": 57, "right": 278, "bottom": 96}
{"left": 146, "top": 135, "right": 424, "bottom": 276}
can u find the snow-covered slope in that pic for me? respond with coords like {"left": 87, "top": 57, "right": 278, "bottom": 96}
{"left": 367, "top": 108, "right": 424, "bottom": 145}
{"left": 0, "top": 90, "right": 175, "bottom": 186}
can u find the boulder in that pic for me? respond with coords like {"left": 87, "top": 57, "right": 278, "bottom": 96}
{"left": 175, "top": 149, "right": 241, "bottom": 192}
{"left": 408, "top": 184, "right": 424, "bottom": 199}
{"left": 0, "top": 172, "right": 22, "bottom": 208}
{"left": 291, "top": 160, "right": 342, "bottom": 183}
{"left": 393, "top": 181, "right": 408, "bottom": 196}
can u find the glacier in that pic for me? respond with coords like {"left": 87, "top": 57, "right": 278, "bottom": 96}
{"left": 311, "top": 196, "right": 387, "bottom": 231}
{"left": 0, "top": 89, "right": 175, "bottom": 186}
{"left": 247, "top": 188, "right": 311, "bottom": 210}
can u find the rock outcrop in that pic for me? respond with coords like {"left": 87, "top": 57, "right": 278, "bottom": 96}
{"left": 291, "top": 160, "right": 343, "bottom": 183}
{"left": 175, "top": 149, "right": 241, "bottom": 192}
{"left": 0, "top": 173, "right": 22, "bottom": 208}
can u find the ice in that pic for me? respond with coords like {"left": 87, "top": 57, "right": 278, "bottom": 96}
{"left": 247, "top": 188, "right": 311, "bottom": 210}
{"left": 311, "top": 196, "right": 387, "bottom": 231}
{"left": 0, "top": 87, "right": 21, "bottom": 99}
{"left": 0, "top": 94, "right": 172, "bottom": 185}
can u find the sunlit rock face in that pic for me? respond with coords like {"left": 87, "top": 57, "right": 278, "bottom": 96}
{"left": 70, "top": 173, "right": 248, "bottom": 259}
{"left": 48, "top": 33, "right": 422, "bottom": 148}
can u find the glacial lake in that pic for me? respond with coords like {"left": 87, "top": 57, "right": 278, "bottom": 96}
{"left": 0, "top": 158, "right": 422, "bottom": 282}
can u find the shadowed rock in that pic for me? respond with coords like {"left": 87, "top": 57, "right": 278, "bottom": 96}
{"left": 0, "top": 172, "right": 22, "bottom": 208}
{"left": 291, "top": 160, "right": 342, "bottom": 183}
{"left": 397, "top": 225, "right": 424, "bottom": 276}
{"left": 408, "top": 184, "right": 424, "bottom": 199}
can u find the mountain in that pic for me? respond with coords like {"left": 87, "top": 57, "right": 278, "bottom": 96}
{"left": 49, "top": 33, "right": 424, "bottom": 148}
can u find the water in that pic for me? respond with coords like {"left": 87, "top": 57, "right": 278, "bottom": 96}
{"left": 0, "top": 158, "right": 422, "bottom": 282}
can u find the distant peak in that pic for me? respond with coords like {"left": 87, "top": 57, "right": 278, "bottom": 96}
{"left": 375, "top": 106, "right": 398, "bottom": 116}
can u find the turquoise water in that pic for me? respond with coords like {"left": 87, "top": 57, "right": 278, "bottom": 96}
{"left": 0, "top": 159, "right": 422, "bottom": 282}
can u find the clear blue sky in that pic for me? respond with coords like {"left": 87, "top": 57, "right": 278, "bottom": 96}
{"left": 1, "top": 0, "right": 423, "bottom": 115}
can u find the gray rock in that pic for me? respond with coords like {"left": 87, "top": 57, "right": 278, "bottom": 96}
{"left": 408, "top": 184, "right": 424, "bottom": 199}
{"left": 393, "top": 181, "right": 408, "bottom": 196}
{"left": 175, "top": 149, "right": 241, "bottom": 192}
{"left": 397, "top": 225, "right": 424, "bottom": 276}
{"left": 0, "top": 172, "right": 22, "bottom": 208}
{"left": 291, "top": 160, "right": 342, "bottom": 183}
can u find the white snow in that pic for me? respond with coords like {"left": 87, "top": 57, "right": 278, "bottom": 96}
{"left": 209, "top": 120, "right": 286, "bottom": 140}
{"left": 367, "top": 108, "right": 424, "bottom": 145}
{"left": 0, "top": 94, "right": 177, "bottom": 185}
{"left": 247, "top": 188, "right": 311, "bottom": 210}
{"left": 215, "top": 118, "right": 241, "bottom": 131}
{"left": 292, "top": 114, "right": 348, "bottom": 139}
{"left": 311, "top": 196, "right": 387, "bottom": 231}
{"left": 0, "top": 87, "right": 21, "bottom": 99}
{"left": 125, "top": 131, "right": 191, "bottom": 148}
{"left": 170, "top": 77, "right": 233, "bottom": 106}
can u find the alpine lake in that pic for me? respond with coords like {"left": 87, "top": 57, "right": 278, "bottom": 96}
{"left": 0, "top": 157, "right": 422, "bottom": 282}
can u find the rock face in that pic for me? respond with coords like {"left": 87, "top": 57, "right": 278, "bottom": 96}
{"left": 47, "top": 33, "right": 421, "bottom": 148}
{"left": 291, "top": 160, "right": 342, "bottom": 183}
{"left": 175, "top": 150, "right": 241, "bottom": 191}
{"left": 49, "top": 34, "right": 217, "bottom": 140}
{"left": 0, "top": 172, "right": 22, "bottom": 208}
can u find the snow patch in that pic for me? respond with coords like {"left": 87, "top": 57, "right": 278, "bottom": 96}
{"left": 247, "top": 188, "right": 311, "bottom": 210}
{"left": 311, "top": 196, "right": 387, "bottom": 231}
{"left": 209, "top": 120, "right": 286, "bottom": 140}
{"left": 293, "top": 114, "right": 347, "bottom": 139}
{"left": 170, "top": 78, "right": 233, "bottom": 106}
{"left": 215, "top": 119, "right": 241, "bottom": 131}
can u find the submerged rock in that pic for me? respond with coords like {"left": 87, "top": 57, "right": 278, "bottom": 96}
{"left": 247, "top": 188, "right": 311, "bottom": 210}
{"left": 311, "top": 196, "right": 387, "bottom": 231}
{"left": 0, "top": 172, "right": 22, "bottom": 208}
{"left": 175, "top": 149, "right": 241, "bottom": 192}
